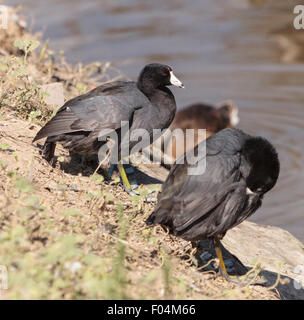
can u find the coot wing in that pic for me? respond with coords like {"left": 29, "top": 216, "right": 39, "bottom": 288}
{"left": 153, "top": 130, "right": 245, "bottom": 232}
{"left": 33, "top": 81, "right": 145, "bottom": 141}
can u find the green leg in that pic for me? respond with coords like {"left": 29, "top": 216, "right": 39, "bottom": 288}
{"left": 213, "top": 235, "right": 267, "bottom": 286}
{"left": 118, "top": 162, "right": 131, "bottom": 191}
{"left": 117, "top": 162, "right": 139, "bottom": 196}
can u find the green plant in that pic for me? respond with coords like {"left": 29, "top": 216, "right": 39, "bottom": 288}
{"left": 161, "top": 251, "right": 171, "bottom": 299}
{"left": 0, "top": 55, "right": 52, "bottom": 122}
{"left": 14, "top": 39, "right": 40, "bottom": 64}
{"left": 102, "top": 203, "right": 129, "bottom": 299}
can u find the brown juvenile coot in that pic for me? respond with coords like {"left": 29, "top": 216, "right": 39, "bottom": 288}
{"left": 146, "top": 128, "right": 280, "bottom": 284}
{"left": 164, "top": 100, "right": 239, "bottom": 162}
{"left": 33, "top": 63, "right": 184, "bottom": 193}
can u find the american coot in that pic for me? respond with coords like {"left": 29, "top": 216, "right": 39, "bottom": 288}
{"left": 164, "top": 100, "right": 239, "bottom": 162}
{"left": 146, "top": 128, "right": 280, "bottom": 284}
{"left": 33, "top": 63, "right": 184, "bottom": 193}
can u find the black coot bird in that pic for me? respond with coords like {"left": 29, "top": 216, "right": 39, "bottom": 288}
{"left": 33, "top": 63, "right": 184, "bottom": 192}
{"left": 146, "top": 128, "right": 280, "bottom": 284}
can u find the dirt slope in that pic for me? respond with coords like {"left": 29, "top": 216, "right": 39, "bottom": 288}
{"left": 1, "top": 110, "right": 302, "bottom": 300}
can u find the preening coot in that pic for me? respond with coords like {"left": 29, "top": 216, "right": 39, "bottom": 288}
{"left": 33, "top": 63, "right": 184, "bottom": 193}
{"left": 146, "top": 128, "right": 280, "bottom": 284}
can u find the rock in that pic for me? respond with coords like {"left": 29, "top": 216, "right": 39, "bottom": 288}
{"left": 221, "top": 221, "right": 304, "bottom": 300}
{"left": 69, "top": 184, "right": 79, "bottom": 192}
{"left": 195, "top": 221, "right": 304, "bottom": 300}
{"left": 41, "top": 83, "right": 64, "bottom": 110}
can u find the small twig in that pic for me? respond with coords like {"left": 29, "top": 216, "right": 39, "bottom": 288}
{"left": 196, "top": 258, "right": 218, "bottom": 272}
{"left": 265, "top": 262, "right": 290, "bottom": 291}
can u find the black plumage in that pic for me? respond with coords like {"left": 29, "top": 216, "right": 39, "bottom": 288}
{"left": 33, "top": 63, "right": 183, "bottom": 163}
{"left": 146, "top": 128, "right": 280, "bottom": 283}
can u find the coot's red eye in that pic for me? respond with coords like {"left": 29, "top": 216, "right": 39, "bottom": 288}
{"left": 162, "top": 72, "right": 167, "bottom": 76}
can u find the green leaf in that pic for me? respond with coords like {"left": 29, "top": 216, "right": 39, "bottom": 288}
{"left": 41, "top": 91, "right": 50, "bottom": 98}
{"left": 14, "top": 39, "right": 40, "bottom": 52}
{"left": 76, "top": 82, "right": 87, "bottom": 93}
{"left": 111, "top": 176, "right": 121, "bottom": 185}
{"left": 29, "top": 110, "right": 42, "bottom": 120}
{"left": 14, "top": 65, "right": 27, "bottom": 77}
{"left": 104, "top": 192, "right": 114, "bottom": 203}
{"left": 90, "top": 173, "right": 104, "bottom": 184}
{"left": 0, "top": 159, "right": 8, "bottom": 169}
{"left": 14, "top": 39, "right": 24, "bottom": 50}
{"left": 28, "top": 40, "right": 40, "bottom": 52}
{"left": 25, "top": 195, "right": 39, "bottom": 207}
{"left": 0, "top": 143, "right": 10, "bottom": 151}
{"left": 14, "top": 176, "right": 33, "bottom": 193}
{"left": 0, "top": 64, "right": 8, "bottom": 72}
{"left": 61, "top": 208, "right": 83, "bottom": 217}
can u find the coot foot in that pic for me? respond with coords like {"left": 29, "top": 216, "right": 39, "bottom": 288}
{"left": 117, "top": 162, "right": 140, "bottom": 196}
{"left": 214, "top": 236, "right": 267, "bottom": 286}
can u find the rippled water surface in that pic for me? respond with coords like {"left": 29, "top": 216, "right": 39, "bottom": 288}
{"left": 6, "top": 0, "right": 304, "bottom": 241}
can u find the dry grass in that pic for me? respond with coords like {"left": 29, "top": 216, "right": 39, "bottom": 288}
{"left": 0, "top": 6, "right": 124, "bottom": 125}
{"left": 0, "top": 6, "right": 280, "bottom": 300}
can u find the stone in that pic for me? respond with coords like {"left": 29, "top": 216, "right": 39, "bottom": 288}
{"left": 41, "top": 82, "right": 64, "bottom": 110}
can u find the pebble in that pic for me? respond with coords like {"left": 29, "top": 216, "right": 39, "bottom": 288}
{"left": 69, "top": 184, "right": 79, "bottom": 192}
